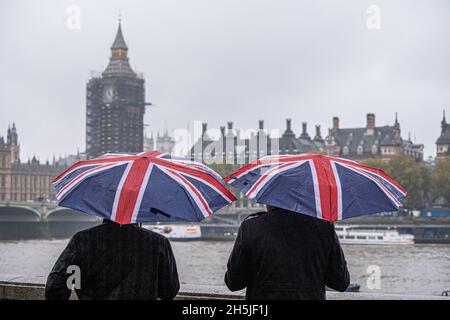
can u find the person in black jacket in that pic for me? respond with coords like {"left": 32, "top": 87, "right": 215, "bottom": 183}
{"left": 225, "top": 206, "right": 350, "bottom": 300}
{"left": 45, "top": 219, "right": 179, "bottom": 300}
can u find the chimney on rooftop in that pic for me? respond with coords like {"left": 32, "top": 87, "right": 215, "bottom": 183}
{"left": 367, "top": 113, "right": 375, "bottom": 130}
{"left": 286, "top": 118, "right": 292, "bottom": 131}
{"left": 333, "top": 117, "right": 339, "bottom": 131}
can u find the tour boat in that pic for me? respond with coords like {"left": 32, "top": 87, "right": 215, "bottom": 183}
{"left": 144, "top": 224, "right": 202, "bottom": 241}
{"left": 335, "top": 226, "right": 414, "bottom": 245}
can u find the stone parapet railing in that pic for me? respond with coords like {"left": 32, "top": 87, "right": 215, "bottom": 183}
{"left": 1, "top": 281, "right": 449, "bottom": 300}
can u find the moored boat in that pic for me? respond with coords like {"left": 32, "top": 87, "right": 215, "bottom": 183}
{"left": 144, "top": 224, "right": 202, "bottom": 240}
{"left": 335, "top": 226, "right": 414, "bottom": 245}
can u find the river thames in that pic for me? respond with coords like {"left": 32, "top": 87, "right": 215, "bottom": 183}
{"left": 0, "top": 239, "right": 449, "bottom": 296}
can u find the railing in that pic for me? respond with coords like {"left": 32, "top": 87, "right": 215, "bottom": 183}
{"left": 1, "top": 281, "right": 449, "bottom": 300}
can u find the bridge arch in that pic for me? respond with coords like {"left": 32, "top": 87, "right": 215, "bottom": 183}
{"left": 46, "top": 208, "right": 99, "bottom": 222}
{"left": 0, "top": 206, "right": 41, "bottom": 222}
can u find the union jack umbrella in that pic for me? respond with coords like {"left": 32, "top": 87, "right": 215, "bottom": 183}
{"left": 53, "top": 151, "right": 236, "bottom": 224}
{"left": 224, "top": 154, "right": 407, "bottom": 222}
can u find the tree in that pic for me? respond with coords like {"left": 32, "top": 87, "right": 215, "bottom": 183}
{"left": 431, "top": 158, "right": 450, "bottom": 206}
{"left": 384, "top": 155, "right": 431, "bottom": 210}
{"left": 361, "top": 158, "right": 390, "bottom": 172}
{"left": 362, "top": 156, "right": 430, "bottom": 210}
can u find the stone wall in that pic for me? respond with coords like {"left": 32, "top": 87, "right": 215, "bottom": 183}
{"left": 1, "top": 281, "right": 449, "bottom": 300}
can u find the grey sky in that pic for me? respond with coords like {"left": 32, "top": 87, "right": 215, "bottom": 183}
{"left": 1, "top": 0, "right": 449, "bottom": 161}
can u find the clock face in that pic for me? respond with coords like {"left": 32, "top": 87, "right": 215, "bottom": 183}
{"left": 103, "top": 86, "right": 114, "bottom": 103}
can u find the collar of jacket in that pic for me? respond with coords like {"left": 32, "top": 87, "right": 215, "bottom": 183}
{"left": 102, "top": 219, "right": 139, "bottom": 227}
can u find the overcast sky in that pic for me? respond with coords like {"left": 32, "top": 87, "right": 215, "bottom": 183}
{"left": 1, "top": 0, "right": 449, "bottom": 160}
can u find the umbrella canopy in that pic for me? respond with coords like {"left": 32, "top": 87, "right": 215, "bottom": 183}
{"left": 53, "top": 151, "right": 236, "bottom": 224}
{"left": 224, "top": 154, "right": 407, "bottom": 222}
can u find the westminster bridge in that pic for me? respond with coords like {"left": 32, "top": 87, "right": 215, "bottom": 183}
{"left": 0, "top": 200, "right": 260, "bottom": 223}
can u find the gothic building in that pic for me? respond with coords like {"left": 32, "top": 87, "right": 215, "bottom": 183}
{"left": 0, "top": 124, "right": 66, "bottom": 201}
{"left": 324, "top": 113, "right": 424, "bottom": 162}
{"left": 143, "top": 130, "right": 176, "bottom": 154}
{"left": 86, "top": 21, "right": 146, "bottom": 158}
{"left": 436, "top": 110, "right": 450, "bottom": 160}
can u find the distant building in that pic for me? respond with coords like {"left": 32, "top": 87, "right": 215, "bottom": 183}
{"left": 189, "top": 119, "right": 325, "bottom": 164}
{"left": 189, "top": 119, "right": 325, "bottom": 209}
{"left": 324, "top": 113, "right": 424, "bottom": 162}
{"left": 0, "top": 124, "right": 67, "bottom": 201}
{"left": 86, "top": 21, "right": 146, "bottom": 158}
{"left": 279, "top": 119, "right": 325, "bottom": 155}
{"left": 143, "top": 130, "right": 176, "bottom": 154}
{"left": 436, "top": 110, "right": 450, "bottom": 161}
{"left": 190, "top": 114, "right": 424, "bottom": 164}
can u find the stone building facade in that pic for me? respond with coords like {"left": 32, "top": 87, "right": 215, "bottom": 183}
{"left": 190, "top": 119, "right": 325, "bottom": 164}
{"left": 189, "top": 114, "right": 423, "bottom": 164}
{"left": 144, "top": 130, "right": 176, "bottom": 154}
{"left": 324, "top": 113, "right": 424, "bottom": 162}
{"left": 0, "top": 124, "right": 67, "bottom": 201}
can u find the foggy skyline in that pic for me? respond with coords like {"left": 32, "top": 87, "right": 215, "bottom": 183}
{"left": 1, "top": 0, "right": 449, "bottom": 161}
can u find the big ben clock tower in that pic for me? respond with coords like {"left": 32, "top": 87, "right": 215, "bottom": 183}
{"left": 86, "top": 20, "right": 146, "bottom": 158}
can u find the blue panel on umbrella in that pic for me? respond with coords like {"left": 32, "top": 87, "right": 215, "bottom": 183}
{"left": 59, "top": 163, "right": 128, "bottom": 220}
{"left": 253, "top": 162, "right": 318, "bottom": 219}
{"left": 182, "top": 175, "right": 231, "bottom": 212}
{"left": 335, "top": 163, "right": 398, "bottom": 219}
{"left": 137, "top": 165, "right": 206, "bottom": 222}
{"left": 358, "top": 169, "right": 405, "bottom": 201}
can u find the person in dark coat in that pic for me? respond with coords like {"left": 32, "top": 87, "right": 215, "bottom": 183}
{"left": 225, "top": 206, "right": 350, "bottom": 300}
{"left": 45, "top": 219, "right": 179, "bottom": 300}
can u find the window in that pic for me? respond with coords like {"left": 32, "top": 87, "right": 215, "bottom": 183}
{"left": 357, "top": 145, "right": 364, "bottom": 155}
{"left": 371, "top": 145, "right": 378, "bottom": 155}
{"left": 343, "top": 146, "right": 349, "bottom": 156}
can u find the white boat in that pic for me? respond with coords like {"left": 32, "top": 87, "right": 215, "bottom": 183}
{"left": 335, "top": 226, "right": 414, "bottom": 245}
{"left": 144, "top": 224, "right": 202, "bottom": 241}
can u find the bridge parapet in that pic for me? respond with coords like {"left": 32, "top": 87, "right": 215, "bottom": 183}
{"left": 0, "top": 201, "right": 59, "bottom": 220}
{"left": 0, "top": 201, "right": 91, "bottom": 221}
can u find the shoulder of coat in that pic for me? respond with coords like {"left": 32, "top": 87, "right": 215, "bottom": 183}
{"left": 243, "top": 211, "right": 267, "bottom": 222}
